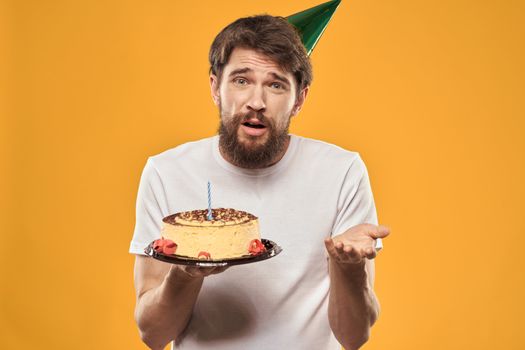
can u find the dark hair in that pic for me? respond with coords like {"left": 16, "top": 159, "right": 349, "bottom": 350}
{"left": 209, "top": 15, "right": 313, "bottom": 96}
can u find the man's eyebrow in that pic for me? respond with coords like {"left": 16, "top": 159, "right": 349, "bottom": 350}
{"left": 228, "top": 67, "right": 252, "bottom": 77}
{"left": 228, "top": 68, "right": 291, "bottom": 86}
{"left": 269, "top": 72, "right": 291, "bottom": 86}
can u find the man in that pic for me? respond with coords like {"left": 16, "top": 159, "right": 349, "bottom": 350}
{"left": 130, "top": 14, "right": 390, "bottom": 350}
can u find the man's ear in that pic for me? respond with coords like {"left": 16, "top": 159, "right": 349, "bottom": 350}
{"left": 210, "top": 74, "right": 220, "bottom": 106}
{"left": 291, "top": 86, "right": 309, "bottom": 117}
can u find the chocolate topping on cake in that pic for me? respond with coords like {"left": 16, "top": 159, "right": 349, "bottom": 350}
{"left": 163, "top": 208, "right": 257, "bottom": 225}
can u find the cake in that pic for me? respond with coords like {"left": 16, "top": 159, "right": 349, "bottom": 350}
{"left": 155, "top": 208, "right": 266, "bottom": 260}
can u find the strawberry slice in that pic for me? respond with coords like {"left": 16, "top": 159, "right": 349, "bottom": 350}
{"left": 248, "top": 239, "right": 266, "bottom": 255}
{"left": 197, "top": 251, "right": 211, "bottom": 260}
{"left": 153, "top": 238, "right": 165, "bottom": 252}
{"left": 162, "top": 240, "right": 177, "bottom": 255}
{"left": 153, "top": 237, "right": 177, "bottom": 255}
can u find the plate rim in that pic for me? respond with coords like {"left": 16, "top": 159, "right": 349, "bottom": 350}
{"left": 144, "top": 238, "right": 282, "bottom": 267}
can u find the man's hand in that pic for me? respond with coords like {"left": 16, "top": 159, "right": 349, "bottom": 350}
{"left": 171, "top": 264, "right": 229, "bottom": 280}
{"left": 325, "top": 224, "right": 390, "bottom": 349}
{"left": 324, "top": 224, "right": 390, "bottom": 266}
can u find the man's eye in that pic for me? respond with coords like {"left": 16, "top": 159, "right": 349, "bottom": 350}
{"left": 234, "top": 78, "right": 247, "bottom": 85}
{"left": 270, "top": 82, "right": 282, "bottom": 89}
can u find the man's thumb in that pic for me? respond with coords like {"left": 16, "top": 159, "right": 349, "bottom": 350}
{"left": 371, "top": 225, "right": 390, "bottom": 239}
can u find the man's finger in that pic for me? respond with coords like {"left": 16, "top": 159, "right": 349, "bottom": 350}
{"left": 183, "top": 266, "right": 217, "bottom": 278}
{"left": 324, "top": 238, "right": 338, "bottom": 258}
{"left": 363, "top": 247, "right": 377, "bottom": 259}
{"left": 182, "top": 266, "right": 203, "bottom": 278}
{"left": 345, "top": 245, "right": 360, "bottom": 261}
{"left": 210, "top": 266, "right": 229, "bottom": 274}
{"left": 369, "top": 225, "right": 390, "bottom": 239}
{"left": 325, "top": 238, "right": 349, "bottom": 262}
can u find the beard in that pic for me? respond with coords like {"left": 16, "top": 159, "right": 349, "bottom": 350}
{"left": 218, "top": 110, "right": 291, "bottom": 169}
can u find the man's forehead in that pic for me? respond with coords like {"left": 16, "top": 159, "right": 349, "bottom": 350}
{"left": 225, "top": 47, "right": 291, "bottom": 77}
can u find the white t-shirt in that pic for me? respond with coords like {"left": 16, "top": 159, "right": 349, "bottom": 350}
{"left": 130, "top": 134, "right": 378, "bottom": 350}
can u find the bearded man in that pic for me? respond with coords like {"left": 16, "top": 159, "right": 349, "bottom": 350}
{"left": 130, "top": 14, "right": 389, "bottom": 350}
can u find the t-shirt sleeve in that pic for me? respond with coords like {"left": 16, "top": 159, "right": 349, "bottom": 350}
{"left": 129, "top": 158, "right": 169, "bottom": 255}
{"left": 331, "top": 154, "right": 380, "bottom": 242}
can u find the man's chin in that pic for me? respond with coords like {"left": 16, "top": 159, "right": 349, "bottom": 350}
{"left": 237, "top": 131, "right": 269, "bottom": 147}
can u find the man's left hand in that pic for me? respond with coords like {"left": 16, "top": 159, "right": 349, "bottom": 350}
{"left": 324, "top": 224, "right": 390, "bottom": 266}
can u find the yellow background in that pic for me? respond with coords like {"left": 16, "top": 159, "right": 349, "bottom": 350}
{"left": 2, "top": 0, "right": 525, "bottom": 349}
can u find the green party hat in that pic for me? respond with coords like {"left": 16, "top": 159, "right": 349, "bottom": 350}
{"left": 286, "top": 0, "right": 342, "bottom": 56}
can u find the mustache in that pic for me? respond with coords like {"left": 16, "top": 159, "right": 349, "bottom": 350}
{"left": 235, "top": 111, "right": 271, "bottom": 126}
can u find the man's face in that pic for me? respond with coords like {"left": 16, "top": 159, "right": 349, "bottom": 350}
{"left": 210, "top": 47, "right": 308, "bottom": 168}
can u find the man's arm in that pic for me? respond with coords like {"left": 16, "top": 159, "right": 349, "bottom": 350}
{"left": 133, "top": 255, "right": 227, "bottom": 349}
{"left": 324, "top": 224, "right": 390, "bottom": 350}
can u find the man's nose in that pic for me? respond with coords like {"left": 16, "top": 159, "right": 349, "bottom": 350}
{"left": 246, "top": 85, "right": 266, "bottom": 112}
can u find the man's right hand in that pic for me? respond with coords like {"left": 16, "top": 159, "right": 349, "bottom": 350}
{"left": 169, "top": 264, "right": 229, "bottom": 280}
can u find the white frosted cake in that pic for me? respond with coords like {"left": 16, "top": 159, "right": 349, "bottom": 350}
{"left": 159, "top": 208, "right": 265, "bottom": 259}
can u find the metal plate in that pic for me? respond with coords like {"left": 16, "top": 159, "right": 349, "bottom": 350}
{"left": 144, "top": 239, "right": 282, "bottom": 267}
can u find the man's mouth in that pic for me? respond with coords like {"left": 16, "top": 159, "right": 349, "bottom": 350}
{"left": 240, "top": 118, "right": 268, "bottom": 137}
{"left": 242, "top": 119, "right": 266, "bottom": 129}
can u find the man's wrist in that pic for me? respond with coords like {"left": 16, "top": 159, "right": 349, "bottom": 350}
{"left": 329, "top": 259, "right": 368, "bottom": 285}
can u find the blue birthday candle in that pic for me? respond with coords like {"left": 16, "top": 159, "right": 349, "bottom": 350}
{"left": 207, "top": 181, "right": 213, "bottom": 220}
